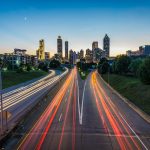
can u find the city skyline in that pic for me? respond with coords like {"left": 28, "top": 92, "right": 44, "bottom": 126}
{"left": 0, "top": 0, "right": 150, "bottom": 56}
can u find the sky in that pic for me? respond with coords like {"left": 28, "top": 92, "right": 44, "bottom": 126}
{"left": 0, "top": 0, "right": 150, "bottom": 57}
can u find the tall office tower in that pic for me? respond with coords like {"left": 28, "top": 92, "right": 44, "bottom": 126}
{"left": 73, "top": 51, "right": 77, "bottom": 64}
{"left": 93, "top": 48, "right": 103, "bottom": 63}
{"left": 36, "top": 39, "right": 45, "bottom": 60}
{"left": 80, "top": 49, "right": 84, "bottom": 59}
{"left": 92, "top": 41, "right": 98, "bottom": 50}
{"left": 69, "top": 49, "right": 74, "bottom": 64}
{"left": 85, "top": 48, "right": 93, "bottom": 63}
{"left": 103, "top": 34, "right": 110, "bottom": 58}
{"left": 57, "top": 36, "right": 63, "bottom": 58}
{"left": 65, "top": 41, "right": 68, "bottom": 60}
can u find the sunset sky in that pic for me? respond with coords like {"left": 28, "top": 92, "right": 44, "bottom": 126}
{"left": 0, "top": 0, "right": 150, "bottom": 56}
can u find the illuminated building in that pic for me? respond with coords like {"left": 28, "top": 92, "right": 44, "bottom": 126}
{"left": 45, "top": 52, "right": 50, "bottom": 60}
{"left": 65, "top": 41, "right": 68, "bottom": 60}
{"left": 36, "top": 39, "right": 45, "bottom": 60}
{"left": 57, "top": 36, "right": 63, "bottom": 58}
{"left": 103, "top": 34, "right": 110, "bottom": 58}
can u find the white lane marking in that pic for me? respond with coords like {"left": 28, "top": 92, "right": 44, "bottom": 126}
{"left": 80, "top": 80, "right": 87, "bottom": 125}
{"left": 119, "top": 112, "right": 148, "bottom": 150}
{"left": 77, "top": 76, "right": 81, "bottom": 124}
{"left": 59, "top": 113, "right": 62, "bottom": 122}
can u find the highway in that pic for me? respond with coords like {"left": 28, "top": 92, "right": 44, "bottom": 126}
{"left": 16, "top": 67, "right": 150, "bottom": 150}
{"left": 0, "top": 69, "right": 69, "bottom": 134}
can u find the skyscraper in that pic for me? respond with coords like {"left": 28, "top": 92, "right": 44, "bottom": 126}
{"left": 65, "top": 41, "right": 68, "bottom": 60}
{"left": 69, "top": 49, "right": 73, "bottom": 64}
{"left": 36, "top": 39, "right": 45, "bottom": 60}
{"left": 103, "top": 34, "right": 110, "bottom": 58}
{"left": 85, "top": 48, "right": 93, "bottom": 63}
{"left": 93, "top": 48, "right": 103, "bottom": 63}
{"left": 92, "top": 41, "right": 98, "bottom": 50}
{"left": 57, "top": 36, "right": 63, "bottom": 58}
{"left": 80, "top": 49, "right": 84, "bottom": 59}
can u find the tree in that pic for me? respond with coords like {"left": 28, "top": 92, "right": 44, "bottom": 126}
{"left": 26, "top": 64, "right": 32, "bottom": 72}
{"left": 115, "top": 55, "right": 131, "bottom": 74}
{"left": 16, "top": 63, "right": 26, "bottom": 73}
{"left": 38, "top": 62, "right": 48, "bottom": 72}
{"left": 98, "top": 58, "right": 109, "bottom": 74}
{"left": 129, "top": 58, "right": 143, "bottom": 76}
{"left": 139, "top": 57, "right": 150, "bottom": 84}
{"left": 49, "top": 59, "right": 60, "bottom": 68}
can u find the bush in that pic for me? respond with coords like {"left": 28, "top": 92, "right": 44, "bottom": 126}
{"left": 139, "top": 57, "right": 150, "bottom": 84}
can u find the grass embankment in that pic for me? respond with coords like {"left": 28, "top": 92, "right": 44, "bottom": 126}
{"left": 102, "top": 74, "right": 150, "bottom": 115}
{"left": 78, "top": 69, "right": 90, "bottom": 80}
{"left": 2, "top": 71, "right": 48, "bottom": 89}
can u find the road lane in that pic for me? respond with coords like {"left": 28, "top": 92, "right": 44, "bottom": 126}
{"left": 14, "top": 68, "right": 150, "bottom": 150}
{"left": 91, "top": 71, "right": 150, "bottom": 150}
{"left": 17, "top": 68, "right": 76, "bottom": 150}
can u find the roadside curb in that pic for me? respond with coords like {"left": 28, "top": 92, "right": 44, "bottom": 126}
{"left": 97, "top": 72, "right": 150, "bottom": 124}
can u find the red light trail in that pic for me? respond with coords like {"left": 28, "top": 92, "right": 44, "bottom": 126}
{"left": 91, "top": 72, "right": 141, "bottom": 150}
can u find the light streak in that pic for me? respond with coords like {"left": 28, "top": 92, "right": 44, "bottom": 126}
{"left": 58, "top": 71, "right": 75, "bottom": 150}
{"left": 17, "top": 69, "right": 72, "bottom": 150}
{"left": 72, "top": 69, "right": 77, "bottom": 150}
{"left": 1, "top": 69, "right": 68, "bottom": 111}
{"left": 91, "top": 71, "right": 147, "bottom": 150}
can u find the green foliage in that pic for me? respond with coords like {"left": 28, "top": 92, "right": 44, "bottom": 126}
{"left": 0, "top": 58, "right": 2, "bottom": 68}
{"left": 49, "top": 59, "right": 60, "bottom": 68}
{"left": 115, "top": 55, "right": 131, "bottom": 74}
{"left": 128, "top": 58, "right": 143, "bottom": 76}
{"left": 38, "top": 62, "right": 48, "bottom": 72}
{"left": 26, "top": 64, "right": 32, "bottom": 72}
{"left": 139, "top": 57, "right": 150, "bottom": 84}
{"left": 98, "top": 58, "right": 109, "bottom": 74}
{"left": 102, "top": 74, "right": 150, "bottom": 115}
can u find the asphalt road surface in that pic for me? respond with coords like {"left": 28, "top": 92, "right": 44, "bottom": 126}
{"left": 0, "top": 69, "right": 68, "bottom": 135}
{"left": 16, "top": 67, "right": 150, "bottom": 150}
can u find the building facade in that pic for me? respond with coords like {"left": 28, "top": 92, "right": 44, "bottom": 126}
{"left": 103, "top": 34, "right": 110, "bottom": 58}
{"left": 79, "top": 49, "right": 84, "bottom": 59}
{"left": 85, "top": 49, "right": 93, "bottom": 63}
{"left": 126, "top": 45, "right": 150, "bottom": 57}
{"left": 93, "top": 48, "right": 103, "bottom": 63}
{"left": 45, "top": 52, "right": 50, "bottom": 60}
{"left": 92, "top": 41, "right": 98, "bottom": 50}
{"left": 65, "top": 41, "right": 68, "bottom": 60}
{"left": 36, "top": 39, "right": 45, "bottom": 60}
{"left": 69, "top": 49, "right": 74, "bottom": 64}
{"left": 57, "top": 36, "right": 63, "bottom": 58}
{"left": 69, "top": 50, "right": 77, "bottom": 64}
{"left": 2, "top": 49, "right": 38, "bottom": 69}
{"left": 142, "top": 45, "right": 150, "bottom": 56}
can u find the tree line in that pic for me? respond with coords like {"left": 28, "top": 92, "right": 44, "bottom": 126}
{"left": 98, "top": 55, "right": 150, "bottom": 84}
{"left": 0, "top": 58, "right": 61, "bottom": 73}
